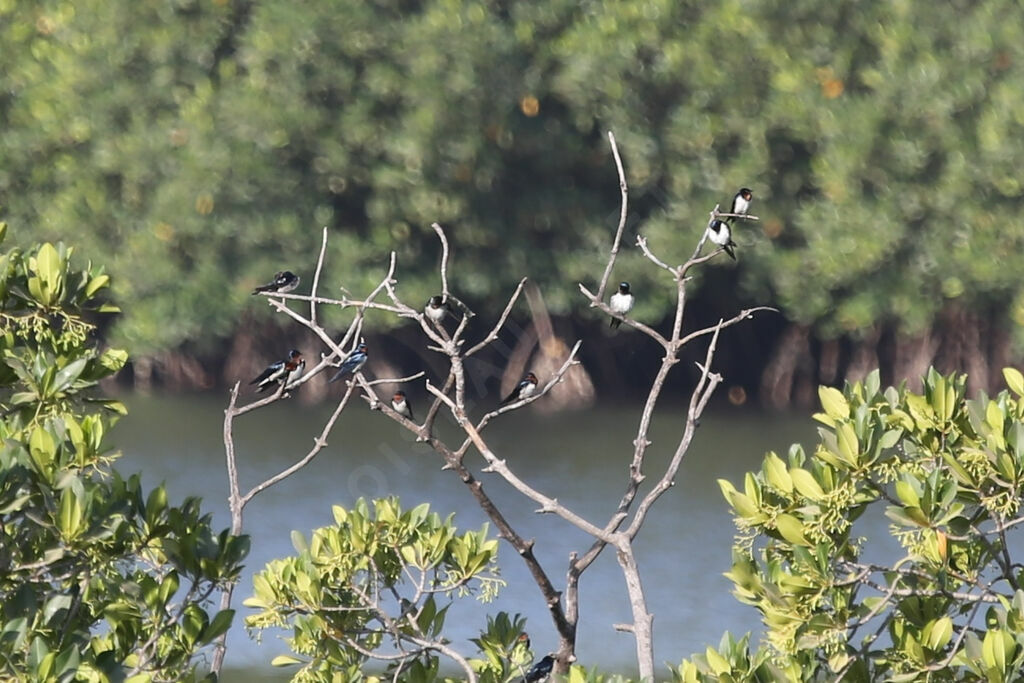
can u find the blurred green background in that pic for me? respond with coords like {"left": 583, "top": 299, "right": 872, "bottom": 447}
{"left": 3, "top": 0, "right": 1023, "bottom": 404}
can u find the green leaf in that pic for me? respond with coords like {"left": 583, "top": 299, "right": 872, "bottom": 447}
{"left": 29, "top": 426, "right": 56, "bottom": 471}
{"left": 704, "top": 646, "right": 732, "bottom": 676}
{"left": 819, "top": 386, "right": 849, "bottom": 421}
{"left": 98, "top": 348, "right": 129, "bottom": 373}
{"left": 790, "top": 468, "right": 826, "bottom": 501}
{"left": 272, "top": 655, "right": 304, "bottom": 667}
{"left": 886, "top": 505, "right": 929, "bottom": 528}
{"left": 53, "top": 358, "right": 88, "bottom": 393}
{"left": 34, "top": 242, "right": 63, "bottom": 306}
{"left": 927, "top": 616, "right": 953, "bottom": 650}
{"left": 723, "top": 487, "right": 761, "bottom": 520}
{"left": 836, "top": 423, "right": 860, "bottom": 465}
{"left": 146, "top": 486, "right": 168, "bottom": 524}
{"left": 763, "top": 452, "right": 793, "bottom": 494}
{"left": 200, "top": 609, "right": 234, "bottom": 644}
{"left": 982, "top": 629, "right": 1009, "bottom": 674}
{"left": 879, "top": 429, "right": 902, "bottom": 449}
{"left": 158, "top": 572, "right": 180, "bottom": 606}
{"left": 57, "top": 488, "right": 84, "bottom": 540}
{"left": 775, "top": 513, "right": 810, "bottom": 546}
{"left": 895, "top": 480, "right": 921, "bottom": 508}
{"left": 84, "top": 273, "right": 110, "bottom": 298}
{"left": 291, "top": 529, "right": 308, "bottom": 554}
{"left": 181, "top": 604, "right": 207, "bottom": 646}
{"left": 1004, "top": 368, "right": 1024, "bottom": 397}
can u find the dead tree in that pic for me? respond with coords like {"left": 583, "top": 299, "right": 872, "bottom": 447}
{"left": 213, "top": 132, "right": 772, "bottom": 680}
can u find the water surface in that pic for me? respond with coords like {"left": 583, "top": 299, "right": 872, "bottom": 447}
{"left": 115, "top": 392, "right": 820, "bottom": 679}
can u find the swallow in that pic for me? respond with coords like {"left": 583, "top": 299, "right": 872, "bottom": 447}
{"left": 523, "top": 655, "right": 554, "bottom": 683}
{"left": 502, "top": 372, "right": 538, "bottom": 406}
{"left": 514, "top": 632, "right": 531, "bottom": 651}
{"left": 392, "top": 390, "right": 415, "bottom": 420}
{"left": 706, "top": 219, "right": 737, "bottom": 260}
{"left": 329, "top": 342, "right": 368, "bottom": 383}
{"left": 250, "top": 349, "right": 304, "bottom": 393}
{"left": 252, "top": 271, "right": 300, "bottom": 295}
{"left": 729, "top": 187, "right": 753, "bottom": 221}
{"left": 609, "top": 281, "right": 634, "bottom": 329}
{"left": 425, "top": 295, "right": 452, "bottom": 326}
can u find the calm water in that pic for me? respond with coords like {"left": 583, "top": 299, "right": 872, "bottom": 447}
{"left": 114, "top": 392, "right": 821, "bottom": 680}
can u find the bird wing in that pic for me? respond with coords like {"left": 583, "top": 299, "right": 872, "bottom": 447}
{"left": 251, "top": 361, "right": 283, "bottom": 385}
{"left": 501, "top": 380, "right": 525, "bottom": 405}
{"left": 329, "top": 353, "right": 363, "bottom": 383}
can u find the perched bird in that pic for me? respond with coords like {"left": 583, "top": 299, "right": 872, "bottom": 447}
{"left": 609, "top": 281, "right": 635, "bottom": 329}
{"left": 523, "top": 655, "right": 555, "bottom": 683}
{"left": 424, "top": 295, "right": 452, "bottom": 326}
{"left": 250, "top": 349, "right": 304, "bottom": 393}
{"left": 329, "top": 342, "right": 368, "bottom": 383}
{"left": 729, "top": 188, "right": 753, "bottom": 220}
{"left": 392, "top": 390, "right": 415, "bottom": 421}
{"left": 252, "top": 271, "right": 300, "bottom": 295}
{"left": 514, "top": 631, "right": 531, "bottom": 651}
{"left": 501, "top": 372, "right": 539, "bottom": 406}
{"left": 706, "top": 220, "right": 737, "bottom": 260}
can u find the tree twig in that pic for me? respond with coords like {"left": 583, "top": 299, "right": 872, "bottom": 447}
{"left": 431, "top": 222, "right": 451, "bottom": 300}
{"left": 310, "top": 226, "right": 328, "bottom": 326}
{"left": 594, "top": 131, "right": 629, "bottom": 302}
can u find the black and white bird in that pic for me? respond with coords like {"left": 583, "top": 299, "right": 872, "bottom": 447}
{"left": 609, "top": 281, "right": 635, "bottom": 329}
{"left": 729, "top": 188, "right": 753, "bottom": 221}
{"left": 523, "top": 655, "right": 555, "bottom": 683}
{"left": 501, "top": 372, "right": 539, "bottom": 406}
{"left": 706, "top": 220, "right": 737, "bottom": 260}
{"left": 391, "top": 390, "right": 415, "bottom": 421}
{"left": 425, "top": 295, "right": 452, "bottom": 326}
{"left": 250, "top": 349, "right": 304, "bottom": 393}
{"left": 329, "top": 343, "right": 368, "bottom": 383}
{"left": 252, "top": 271, "right": 300, "bottom": 295}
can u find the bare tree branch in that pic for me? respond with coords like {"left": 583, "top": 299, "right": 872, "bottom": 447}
{"left": 626, "top": 323, "right": 724, "bottom": 539}
{"left": 594, "top": 131, "right": 629, "bottom": 302}
{"left": 466, "top": 277, "right": 527, "bottom": 357}
{"left": 635, "top": 235, "right": 676, "bottom": 274}
{"left": 432, "top": 222, "right": 451, "bottom": 300}
{"left": 311, "top": 226, "right": 329, "bottom": 326}
{"left": 241, "top": 381, "right": 356, "bottom": 506}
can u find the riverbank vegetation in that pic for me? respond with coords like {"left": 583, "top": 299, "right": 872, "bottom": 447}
{"left": 6, "top": 231, "right": 1024, "bottom": 680}
{"left": 691, "top": 368, "right": 1024, "bottom": 680}
{"left": 3, "top": 0, "right": 1024, "bottom": 403}
{"left": 0, "top": 232, "right": 247, "bottom": 680}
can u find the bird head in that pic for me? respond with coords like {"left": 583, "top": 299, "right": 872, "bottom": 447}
{"left": 740, "top": 188, "right": 753, "bottom": 200}
{"left": 393, "top": 391, "right": 406, "bottom": 402}
{"left": 429, "top": 295, "right": 444, "bottom": 307}
{"left": 288, "top": 349, "right": 302, "bottom": 360}
{"left": 525, "top": 372, "right": 538, "bottom": 383}
{"left": 618, "top": 282, "right": 630, "bottom": 294}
